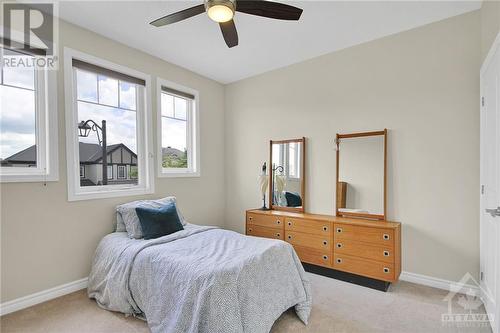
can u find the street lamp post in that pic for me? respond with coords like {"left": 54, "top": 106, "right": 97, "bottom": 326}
{"left": 78, "top": 119, "right": 107, "bottom": 185}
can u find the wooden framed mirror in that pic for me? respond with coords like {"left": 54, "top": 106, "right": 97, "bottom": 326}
{"left": 336, "top": 129, "right": 387, "bottom": 220}
{"left": 269, "top": 138, "right": 306, "bottom": 212}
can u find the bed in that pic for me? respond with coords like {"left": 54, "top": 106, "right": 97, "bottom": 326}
{"left": 87, "top": 223, "right": 312, "bottom": 333}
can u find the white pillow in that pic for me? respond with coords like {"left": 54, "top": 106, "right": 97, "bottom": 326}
{"left": 115, "top": 212, "right": 126, "bottom": 232}
{"left": 116, "top": 196, "right": 187, "bottom": 239}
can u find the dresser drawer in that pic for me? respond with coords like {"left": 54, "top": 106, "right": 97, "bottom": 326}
{"left": 334, "top": 223, "right": 394, "bottom": 247}
{"left": 334, "top": 239, "right": 394, "bottom": 263}
{"left": 247, "top": 213, "right": 283, "bottom": 229}
{"left": 246, "top": 225, "right": 284, "bottom": 240}
{"left": 293, "top": 245, "right": 332, "bottom": 268}
{"left": 333, "top": 254, "right": 395, "bottom": 282}
{"left": 285, "top": 217, "right": 332, "bottom": 236}
{"left": 285, "top": 231, "right": 332, "bottom": 251}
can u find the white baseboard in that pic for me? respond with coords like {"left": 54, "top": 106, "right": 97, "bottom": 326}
{"left": 0, "top": 277, "right": 88, "bottom": 316}
{"left": 400, "top": 271, "right": 479, "bottom": 295}
{"left": 0, "top": 271, "right": 478, "bottom": 316}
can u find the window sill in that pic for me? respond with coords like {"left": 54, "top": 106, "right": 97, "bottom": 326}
{"left": 0, "top": 173, "right": 58, "bottom": 183}
{"left": 158, "top": 170, "right": 200, "bottom": 178}
{"left": 68, "top": 186, "right": 154, "bottom": 202}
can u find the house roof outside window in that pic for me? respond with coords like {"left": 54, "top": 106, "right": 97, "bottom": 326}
{"left": 1, "top": 142, "right": 137, "bottom": 165}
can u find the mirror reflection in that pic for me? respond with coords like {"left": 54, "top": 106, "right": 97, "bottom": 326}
{"left": 271, "top": 140, "right": 303, "bottom": 209}
{"left": 338, "top": 135, "right": 384, "bottom": 216}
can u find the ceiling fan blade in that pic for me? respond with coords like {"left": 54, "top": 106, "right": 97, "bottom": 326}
{"left": 150, "top": 4, "right": 205, "bottom": 27}
{"left": 220, "top": 20, "right": 238, "bottom": 48}
{"left": 236, "top": 1, "right": 302, "bottom": 20}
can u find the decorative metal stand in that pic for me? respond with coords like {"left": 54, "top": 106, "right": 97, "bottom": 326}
{"left": 78, "top": 119, "right": 108, "bottom": 185}
{"left": 258, "top": 162, "right": 270, "bottom": 210}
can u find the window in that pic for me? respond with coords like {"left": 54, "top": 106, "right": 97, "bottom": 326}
{"left": 107, "top": 165, "right": 113, "bottom": 179}
{"left": 64, "top": 48, "right": 154, "bottom": 201}
{"left": 0, "top": 47, "right": 58, "bottom": 182}
{"left": 117, "top": 165, "right": 126, "bottom": 179}
{"left": 272, "top": 143, "right": 300, "bottom": 179}
{"left": 80, "top": 166, "right": 85, "bottom": 178}
{"left": 288, "top": 142, "right": 300, "bottom": 179}
{"left": 157, "top": 78, "right": 199, "bottom": 177}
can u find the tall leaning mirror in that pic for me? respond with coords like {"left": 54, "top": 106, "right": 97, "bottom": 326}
{"left": 269, "top": 138, "right": 306, "bottom": 212}
{"left": 336, "top": 130, "right": 387, "bottom": 220}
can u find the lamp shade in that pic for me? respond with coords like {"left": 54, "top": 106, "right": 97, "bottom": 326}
{"left": 78, "top": 121, "right": 91, "bottom": 137}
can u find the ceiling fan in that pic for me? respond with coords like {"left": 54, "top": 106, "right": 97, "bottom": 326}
{"left": 150, "top": 0, "right": 303, "bottom": 48}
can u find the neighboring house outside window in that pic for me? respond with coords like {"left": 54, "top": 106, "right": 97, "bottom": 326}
{"left": 157, "top": 78, "right": 199, "bottom": 177}
{"left": 2, "top": 142, "right": 137, "bottom": 186}
{"left": 0, "top": 47, "right": 58, "bottom": 182}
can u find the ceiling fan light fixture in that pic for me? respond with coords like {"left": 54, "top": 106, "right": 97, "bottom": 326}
{"left": 206, "top": 0, "right": 235, "bottom": 23}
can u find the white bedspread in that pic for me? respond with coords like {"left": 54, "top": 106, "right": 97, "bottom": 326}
{"left": 87, "top": 224, "right": 312, "bottom": 333}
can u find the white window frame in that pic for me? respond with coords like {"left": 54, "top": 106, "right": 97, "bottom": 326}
{"left": 64, "top": 48, "right": 154, "bottom": 201}
{"left": 0, "top": 49, "right": 59, "bottom": 183}
{"left": 157, "top": 78, "right": 200, "bottom": 178}
{"left": 80, "top": 165, "right": 85, "bottom": 178}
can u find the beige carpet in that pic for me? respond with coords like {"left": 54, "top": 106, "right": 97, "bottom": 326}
{"left": 1, "top": 273, "right": 492, "bottom": 333}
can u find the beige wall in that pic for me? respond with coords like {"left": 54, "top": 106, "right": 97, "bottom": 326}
{"left": 1, "top": 7, "right": 490, "bottom": 304}
{"left": 0, "top": 20, "right": 225, "bottom": 302}
{"left": 481, "top": 0, "right": 500, "bottom": 62}
{"left": 225, "top": 11, "right": 480, "bottom": 282}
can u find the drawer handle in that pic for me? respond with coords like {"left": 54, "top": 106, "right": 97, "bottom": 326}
{"left": 336, "top": 258, "right": 342, "bottom": 264}
{"left": 276, "top": 220, "right": 281, "bottom": 225}
{"left": 249, "top": 228, "right": 253, "bottom": 232}
{"left": 323, "top": 240, "right": 328, "bottom": 246}
{"left": 323, "top": 226, "right": 328, "bottom": 231}
{"left": 383, "top": 267, "right": 390, "bottom": 274}
{"left": 249, "top": 216, "right": 253, "bottom": 220}
{"left": 276, "top": 233, "right": 281, "bottom": 237}
{"left": 383, "top": 251, "right": 390, "bottom": 257}
{"left": 287, "top": 221, "right": 292, "bottom": 226}
{"left": 336, "top": 228, "right": 343, "bottom": 233}
{"left": 336, "top": 243, "right": 343, "bottom": 248}
{"left": 287, "top": 235, "right": 292, "bottom": 240}
{"left": 383, "top": 234, "right": 390, "bottom": 240}
{"left": 323, "top": 255, "right": 328, "bottom": 260}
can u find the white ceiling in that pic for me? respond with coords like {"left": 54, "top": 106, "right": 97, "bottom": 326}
{"left": 57, "top": 1, "right": 481, "bottom": 84}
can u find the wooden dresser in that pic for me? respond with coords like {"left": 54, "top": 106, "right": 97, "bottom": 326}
{"left": 246, "top": 209, "right": 401, "bottom": 288}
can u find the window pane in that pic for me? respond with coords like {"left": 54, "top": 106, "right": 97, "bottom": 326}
{"left": 174, "top": 97, "right": 187, "bottom": 120}
{"left": 0, "top": 85, "right": 36, "bottom": 167}
{"left": 161, "top": 117, "right": 187, "bottom": 168}
{"left": 107, "top": 165, "right": 113, "bottom": 179}
{"left": 76, "top": 70, "right": 98, "bottom": 103}
{"left": 98, "top": 75, "right": 118, "bottom": 107}
{"left": 288, "top": 143, "right": 297, "bottom": 178}
{"left": 161, "top": 93, "right": 174, "bottom": 117}
{"left": 119, "top": 82, "right": 136, "bottom": 110}
{"left": 272, "top": 144, "right": 281, "bottom": 168}
{"left": 2, "top": 49, "right": 35, "bottom": 90}
{"left": 118, "top": 165, "right": 126, "bottom": 179}
{"left": 77, "top": 100, "right": 138, "bottom": 186}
